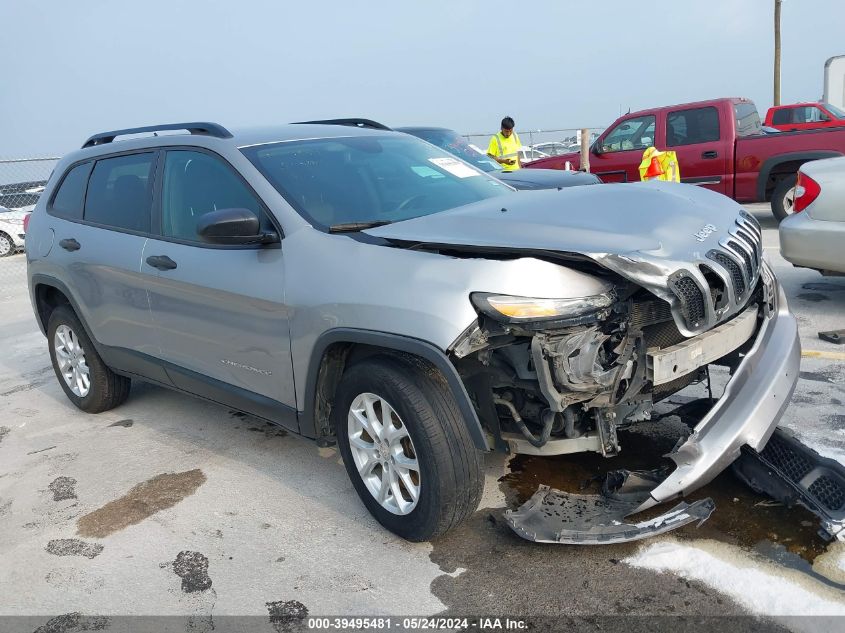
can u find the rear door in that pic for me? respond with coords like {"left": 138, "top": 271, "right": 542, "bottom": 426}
{"left": 664, "top": 105, "right": 729, "bottom": 195}
{"left": 141, "top": 148, "right": 296, "bottom": 426}
{"left": 589, "top": 114, "right": 656, "bottom": 183}
{"left": 47, "top": 152, "right": 162, "bottom": 369}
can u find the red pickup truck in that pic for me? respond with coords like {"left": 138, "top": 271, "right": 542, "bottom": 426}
{"left": 764, "top": 102, "right": 845, "bottom": 132}
{"left": 527, "top": 98, "right": 845, "bottom": 220}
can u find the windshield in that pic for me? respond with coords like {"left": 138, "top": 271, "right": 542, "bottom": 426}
{"left": 823, "top": 103, "right": 845, "bottom": 119}
{"left": 242, "top": 135, "right": 510, "bottom": 229}
{"left": 400, "top": 129, "right": 501, "bottom": 173}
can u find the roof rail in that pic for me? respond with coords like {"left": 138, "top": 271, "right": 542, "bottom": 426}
{"left": 292, "top": 118, "right": 392, "bottom": 131}
{"left": 82, "top": 122, "right": 232, "bottom": 149}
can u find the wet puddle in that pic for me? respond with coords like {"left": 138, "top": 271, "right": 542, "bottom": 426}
{"left": 499, "top": 427, "right": 839, "bottom": 586}
{"left": 77, "top": 469, "right": 206, "bottom": 538}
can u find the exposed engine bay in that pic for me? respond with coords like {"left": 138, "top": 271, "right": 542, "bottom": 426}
{"left": 450, "top": 277, "right": 763, "bottom": 460}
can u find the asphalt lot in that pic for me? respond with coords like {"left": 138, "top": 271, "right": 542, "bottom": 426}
{"left": 0, "top": 203, "right": 843, "bottom": 630}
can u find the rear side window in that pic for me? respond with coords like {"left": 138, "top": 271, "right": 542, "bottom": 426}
{"left": 84, "top": 153, "right": 155, "bottom": 233}
{"left": 666, "top": 107, "right": 720, "bottom": 146}
{"left": 735, "top": 103, "right": 762, "bottom": 136}
{"left": 771, "top": 108, "right": 793, "bottom": 125}
{"left": 50, "top": 162, "right": 93, "bottom": 220}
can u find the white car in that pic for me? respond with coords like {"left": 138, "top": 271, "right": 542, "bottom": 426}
{"left": 0, "top": 206, "right": 27, "bottom": 257}
{"left": 779, "top": 156, "right": 845, "bottom": 275}
{"left": 518, "top": 146, "right": 549, "bottom": 163}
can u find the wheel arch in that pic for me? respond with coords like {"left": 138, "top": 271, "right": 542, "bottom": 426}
{"left": 756, "top": 151, "right": 842, "bottom": 201}
{"left": 31, "top": 274, "right": 91, "bottom": 340}
{"left": 300, "top": 328, "right": 490, "bottom": 451}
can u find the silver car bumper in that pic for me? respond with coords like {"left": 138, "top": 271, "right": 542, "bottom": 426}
{"left": 637, "top": 267, "right": 801, "bottom": 511}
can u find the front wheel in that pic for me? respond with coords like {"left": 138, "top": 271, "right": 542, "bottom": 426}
{"left": 333, "top": 354, "right": 483, "bottom": 541}
{"left": 771, "top": 174, "right": 797, "bottom": 222}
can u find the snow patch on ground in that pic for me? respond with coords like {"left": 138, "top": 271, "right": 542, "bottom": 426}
{"left": 625, "top": 539, "right": 845, "bottom": 629}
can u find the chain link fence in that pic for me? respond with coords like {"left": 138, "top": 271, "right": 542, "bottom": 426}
{"left": 0, "top": 157, "right": 59, "bottom": 295}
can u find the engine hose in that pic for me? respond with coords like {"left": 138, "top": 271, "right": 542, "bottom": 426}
{"left": 563, "top": 407, "right": 580, "bottom": 439}
{"left": 493, "top": 397, "right": 553, "bottom": 448}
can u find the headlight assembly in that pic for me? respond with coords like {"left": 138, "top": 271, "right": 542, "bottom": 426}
{"left": 471, "top": 291, "right": 614, "bottom": 323}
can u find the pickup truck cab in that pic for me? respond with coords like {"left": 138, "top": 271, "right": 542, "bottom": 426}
{"left": 765, "top": 102, "right": 845, "bottom": 132}
{"left": 528, "top": 98, "right": 845, "bottom": 220}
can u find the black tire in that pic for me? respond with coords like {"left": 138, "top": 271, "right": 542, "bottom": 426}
{"left": 333, "top": 354, "right": 483, "bottom": 541}
{"left": 771, "top": 174, "right": 797, "bottom": 222}
{"left": 47, "top": 305, "right": 131, "bottom": 413}
{"left": 0, "top": 232, "right": 13, "bottom": 257}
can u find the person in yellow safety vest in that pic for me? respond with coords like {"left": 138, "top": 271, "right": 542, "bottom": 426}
{"left": 487, "top": 116, "right": 522, "bottom": 171}
{"left": 638, "top": 146, "right": 681, "bottom": 182}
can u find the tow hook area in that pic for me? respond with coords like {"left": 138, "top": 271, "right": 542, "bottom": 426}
{"left": 505, "top": 467, "right": 715, "bottom": 545}
{"left": 733, "top": 427, "right": 845, "bottom": 542}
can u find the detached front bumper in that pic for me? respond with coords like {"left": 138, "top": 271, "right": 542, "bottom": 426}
{"left": 637, "top": 269, "right": 801, "bottom": 511}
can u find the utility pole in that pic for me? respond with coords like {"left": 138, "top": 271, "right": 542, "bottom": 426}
{"left": 774, "top": 0, "right": 782, "bottom": 106}
{"left": 580, "top": 128, "right": 590, "bottom": 173}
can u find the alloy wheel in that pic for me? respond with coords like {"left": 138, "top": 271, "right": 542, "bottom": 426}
{"left": 347, "top": 392, "right": 421, "bottom": 515}
{"left": 782, "top": 186, "right": 796, "bottom": 216}
{"left": 54, "top": 324, "right": 91, "bottom": 397}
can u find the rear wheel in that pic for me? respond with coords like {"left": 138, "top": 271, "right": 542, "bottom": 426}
{"left": 771, "top": 174, "right": 797, "bottom": 222}
{"left": 333, "top": 354, "right": 483, "bottom": 541}
{"left": 47, "top": 305, "right": 131, "bottom": 413}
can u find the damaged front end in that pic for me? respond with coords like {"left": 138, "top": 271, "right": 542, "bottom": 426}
{"left": 448, "top": 212, "right": 801, "bottom": 543}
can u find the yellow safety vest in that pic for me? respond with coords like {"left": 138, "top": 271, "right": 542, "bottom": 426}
{"left": 638, "top": 147, "right": 681, "bottom": 182}
{"left": 487, "top": 132, "right": 521, "bottom": 171}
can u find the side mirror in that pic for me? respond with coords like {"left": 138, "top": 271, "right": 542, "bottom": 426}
{"left": 196, "top": 208, "right": 279, "bottom": 245}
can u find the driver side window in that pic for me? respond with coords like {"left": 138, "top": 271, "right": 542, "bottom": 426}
{"left": 600, "top": 115, "right": 656, "bottom": 153}
{"left": 161, "top": 150, "right": 266, "bottom": 242}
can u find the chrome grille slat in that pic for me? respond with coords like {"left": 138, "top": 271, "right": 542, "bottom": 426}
{"left": 707, "top": 250, "right": 745, "bottom": 298}
{"left": 724, "top": 238, "right": 754, "bottom": 285}
{"left": 736, "top": 226, "right": 761, "bottom": 278}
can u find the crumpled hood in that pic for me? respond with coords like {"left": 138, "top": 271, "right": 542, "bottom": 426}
{"left": 367, "top": 181, "right": 742, "bottom": 258}
{"left": 369, "top": 181, "right": 755, "bottom": 337}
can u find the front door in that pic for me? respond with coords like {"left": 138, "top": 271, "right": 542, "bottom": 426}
{"left": 143, "top": 149, "right": 296, "bottom": 428}
{"left": 590, "top": 114, "right": 656, "bottom": 183}
{"left": 664, "top": 105, "right": 729, "bottom": 195}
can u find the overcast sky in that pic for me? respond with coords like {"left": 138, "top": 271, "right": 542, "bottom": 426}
{"left": 1, "top": 0, "right": 841, "bottom": 157}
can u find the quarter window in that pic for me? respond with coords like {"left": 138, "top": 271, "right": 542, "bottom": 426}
{"left": 161, "top": 150, "right": 266, "bottom": 242}
{"left": 51, "top": 162, "right": 93, "bottom": 220}
{"left": 599, "top": 116, "right": 656, "bottom": 153}
{"left": 771, "top": 108, "right": 793, "bottom": 125}
{"left": 666, "top": 107, "right": 720, "bottom": 146}
{"left": 84, "top": 153, "right": 155, "bottom": 232}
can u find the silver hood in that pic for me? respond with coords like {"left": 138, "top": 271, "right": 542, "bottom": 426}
{"left": 368, "top": 181, "right": 764, "bottom": 336}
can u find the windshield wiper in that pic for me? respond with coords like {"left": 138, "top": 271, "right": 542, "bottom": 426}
{"left": 329, "top": 220, "right": 393, "bottom": 233}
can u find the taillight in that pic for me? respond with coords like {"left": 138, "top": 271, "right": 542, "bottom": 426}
{"left": 23, "top": 213, "right": 31, "bottom": 232}
{"left": 793, "top": 172, "right": 821, "bottom": 213}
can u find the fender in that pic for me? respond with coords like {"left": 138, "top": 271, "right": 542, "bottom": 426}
{"left": 300, "top": 328, "right": 490, "bottom": 451}
{"left": 30, "top": 273, "right": 93, "bottom": 339}
{"left": 756, "top": 151, "right": 842, "bottom": 201}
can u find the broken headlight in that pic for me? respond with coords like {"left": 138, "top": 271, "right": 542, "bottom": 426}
{"left": 471, "top": 292, "right": 614, "bottom": 323}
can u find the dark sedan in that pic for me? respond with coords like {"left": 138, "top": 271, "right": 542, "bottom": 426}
{"left": 397, "top": 127, "right": 600, "bottom": 190}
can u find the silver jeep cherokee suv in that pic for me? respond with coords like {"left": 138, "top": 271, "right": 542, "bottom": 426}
{"left": 27, "top": 122, "right": 800, "bottom": 542}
